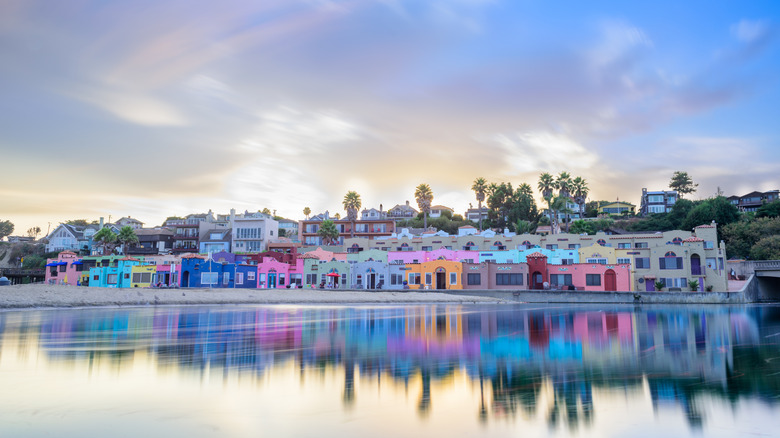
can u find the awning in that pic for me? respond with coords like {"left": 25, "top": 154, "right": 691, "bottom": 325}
{"left": 71, "top": 261, "right": 83, "bottom": 265}
{"left": 326, "top": 272, "right": 340, "bottom": 277}
{"left": 56, "top": 261, "right": 68, "bottom": 266}
{"left": 45, "top": 262, "right": 58, "bottom": 267}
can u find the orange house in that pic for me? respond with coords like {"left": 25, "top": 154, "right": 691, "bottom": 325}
{"left": 405, "top": 260, "right": 462, "bottom": 290}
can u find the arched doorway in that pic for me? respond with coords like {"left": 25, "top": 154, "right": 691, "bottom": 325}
{"left": 268, "top": 269, "right": 277, "bottom": 288}
{"left": 366, "top": 268, "right": 377, "bottom": 289}
{"left": 690, "top": 254, "right": 702, "bottom": 276}
{"left": 604, "top": 269, "right": 617, "bottom": 291}
{"left": 435, "top": 267, "right": 446, "bottom": 289}
{"left": 182, "top": 271, "right": 190, "bottom": 288}
{"left": 531, "top": 271, "right": 544, "bottom": 290}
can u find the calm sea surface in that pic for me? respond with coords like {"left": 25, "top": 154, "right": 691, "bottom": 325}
{"left": 1, "top": 303, "right": 779, "bottom": 438}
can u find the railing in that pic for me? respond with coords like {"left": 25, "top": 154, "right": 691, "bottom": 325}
{"left": 754, "top": 260, "right": 780, "bottom": 270}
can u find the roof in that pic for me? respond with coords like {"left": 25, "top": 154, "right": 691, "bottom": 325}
{"left": 459, "top": 225, "right": 476, "bottom": 229}
{"left": 181, "top": 253, "right": 207, "bottom": 259}
{"left": 526, "top": 252, "right": 547, "bottom": 258}
{"left": 683, "top": 236, "right": 704, "bottom": 242}
{"left": 135, "top": 228, "right": 174, "bottom": 236}
{"left": 430, "top": 205, "right": 454, "bottom": 211}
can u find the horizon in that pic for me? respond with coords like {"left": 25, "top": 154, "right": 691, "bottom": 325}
{"left": 3, "top": 1, "right": 779, "bottom": 236}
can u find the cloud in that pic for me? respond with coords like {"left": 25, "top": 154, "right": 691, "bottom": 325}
{"left": 731, "top": 19, "right": 770, "bottom": 43}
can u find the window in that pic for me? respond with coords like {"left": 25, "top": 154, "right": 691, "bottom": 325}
{"left": 496, "top": 273, "right": 523, "bottom": 285}
{"left": 704, "top": 241, "right": 714, "bottom": 249}
{"left": 391, "top": 274, "right": 403, "bottom": 285}
{"left": 279, "top": 273, "right": 286, "bottom": 285}
{"left": 546, "top": 244, "right": 558, "bottom": 250}
{"left": 201, "top": 272, "right": 218, "bottom": 285}
{"left": 550, "top": 274, "right": 572, "bottom": 286}
{"left": 246, "top": 241, "right": 263, "bottom": 252}
{"left": 617, "top": 258, "right": 631, "bottom": 265}
{"left": 306, "top": 273, "right": 317, "bottom": 285}
{"left": 586, "top": 274, "right": 601, "bottom": 286}
{"left": 561, "top": 259, "right": 574, "bottom": 265}
{"left": 236, "top": 272, "right": 244, "bottom": 285}
{"left": 425, "top": 273, "right": 432, "bottom": 285}
{"left": 107, "top": 274, "right": 118, "bottom": 284}
{"left": 635, "top": 242, "right": 648, "bottom": 248}
{"left": 662, "top": 277, "right": 687, "bottom": 288}
{"left": 248, "top": 271, "right": 256, "bottom": 281}
{"left": 132, "top": 272, "right": 152, "bottom": 283}
{"left": 422, "top": 246, "right": 432, "bottom": 251}
{"left": 124, "top": 273, "right": 130, "bottom": 279}
{"left": 586, "top": 258, "right": 608, "bottom": 265}
{"left": 467, "top": 273, "right": 481, "bottom": 285}
{"left": 618, "top": 243, "right": 631, "bottom": 249}
{"left": 408, "top": 273, "right": 421, "bottom": 285}
{"left": 597, "top": 239, "right": 607, "bottom": 246}
{"left": 223, "top": 274, "right": 230, "bottom": 286}
{"left": 659, "top": 254, "right": 683, "bottom": 269}
{"left": 450, "top": 272, "right": 457, "bottom": 285}
{"left": 568, "top": 244, "right": 581, "bottom": 249}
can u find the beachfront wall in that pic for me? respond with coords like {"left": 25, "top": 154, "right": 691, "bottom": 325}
{"left": 45, "top": 251, "right": 84, "bottom": 285}
{"left": 257, "top": 259, "right": 292, "bottom": 289}
{"left": 405, "top": 260, "right": 463, "bottom": 290}
{"left": 461, "top": 262, "right": 529, "bottom": 290}
{"left": 130, "top": 265, "right": 156, "bottom": 288}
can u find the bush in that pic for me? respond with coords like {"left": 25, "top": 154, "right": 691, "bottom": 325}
{"left": 654, "top": 281, "right": 665, "bottom": 291}
{"left": 688, "top": 280, "right": 699, "bottom": 291}
{"left": 749, "top": 235, "right": 780, "bottom": 260}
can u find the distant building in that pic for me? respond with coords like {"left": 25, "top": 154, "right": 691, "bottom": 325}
{"left": 126, "top": 228, "right": 173, "bottom": 255}
{"left": 598, "top": 201, "right": 636, "bottom": 216}
{"left": 230, "top": 209, "right": 278, "bottom": 253}
{"left": 429, "top": 205, "right": 454, "bottom": 218}
{"left": 299, "top": 211, "right": 394, "bottom": 247}
{"left": 465, "top": 207, "right": 489, "bottom": 224}
{"left": 45, "top": 223, "right": 98, "bottom": 253}
{"left": 640, "top": 188, "right": 678, "bottom": 215}
{"left": 386, "top": 201, "right": 418, "bottom": 221}
{"left": 199, "top": 228, "right": 232, "bottom": 254}
{"left": 277, "top": 218, "right": 299, "bottom": 242}
{"left": 115, "top": 216, "right": 144, "bottom": 230}
{"left": 727, "top": 190, "right": 779, "bottom": 212}
{"left": 360, "top": 207, "right": 387, "bottom": 220}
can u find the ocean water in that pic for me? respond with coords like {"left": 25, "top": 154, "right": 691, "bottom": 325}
{"left": 0, "top": 303, "right": 778, "bottom": 437}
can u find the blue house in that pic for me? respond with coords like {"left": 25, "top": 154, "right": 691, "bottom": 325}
{"left": 179, "top": 255, "right": 237, "bottom": 288}
{"left": 88, "top": 257, "right": 143, "bottom": 288}
{"left": 234, "top": 264, "right": 258, "bottom": 288}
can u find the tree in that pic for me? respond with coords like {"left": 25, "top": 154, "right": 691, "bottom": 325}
{"left": 303, "top": 207, "right": 311, "bottom": 219}
{"left": 415, "top": 184, "right": 433, "bottom": 229}
{"left": 750, "top": 235, "right": 780, "bottom": 260}
{"left": 261, "top": 208, "right": 272, "bottom": 215}
{"left": 317, "top": 219, "right": 339, "bottom": 245}
{"left": 756, "top": 200, "right": 780, "bottom": 218}
{"left": 669, "top": 171, "right": 698, "bottom": 198}
{"left": 571, "top": 177, "right": 588, "bottom": 221}
{"left": 538, "top": 173, "right": 557, "bottom": 233}
{"left": 472, "top": 177, "right": 488, "bottom": 231}
{"left": 722, "top": 217, "right": 780, "bottom": 259}
{"left": 27, "top": 226, "right": 41, "bottom": 239}
{"left": 343, "top": 191, "right": 362, "bottom": 238}
{"left": 117, "top": 226, "right": 139, "bottom": 254}
{"left": 66, "top": 219, "right": 97, "bottom": 226}
{"left": 551, "top": 195, "right": 574, "bottom": 232}
{"left": 514, "top": 219, "right": 535, "bottom": 235}
{"left": 334, "top": 213, "right": 341, "bottom": 220}
{"left": 93, "top": 227, "right": 118, "bottom": 255}
{"left": 0, "top": 220, "right": 14, "bottom": 240}
{"left": 681, "top": 196, "right": 739, "bottom": 235}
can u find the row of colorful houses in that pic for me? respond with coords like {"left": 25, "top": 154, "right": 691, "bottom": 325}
{"left": 46, "top": 230, "right": 723, "bottom": 292}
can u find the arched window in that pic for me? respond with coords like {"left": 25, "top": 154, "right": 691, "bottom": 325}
{"left": 597, "top": 239, "right": 606, "bottom": 246}
{"left": 672, "top": 237, "right": 683, "bottom": 245}
{"left": 664, "top": 251, "right": 676, "bottom": 257}
{"left": 522, "top": 240, "right": 532, "bottom": 246}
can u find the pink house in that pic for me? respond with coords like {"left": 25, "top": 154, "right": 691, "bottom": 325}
{"left": 44, "top": 251, "right": 84, "bottom": 285}
{"left": 257, "top": 258, "right": 304, "bottom": 288}
{"left": 529, "top": 252, "right": 631, "bottom": 291}
{"left": 388, "top": 249, "right": 479, "bottom": 265}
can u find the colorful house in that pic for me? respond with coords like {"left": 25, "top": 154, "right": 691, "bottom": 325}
{"left": 258, "top": 258, "right": 295, "bottom": 289}
{"left": 44, "top": 251, "right": 84, "bottom": 285}
{"left": 303, "top": 259, "right": 350, "bottom": 288}
{"left": 527, "top": 252, "right": 631, "bottom": 291}
{"left": 405, "top": 260, "right": 462, "bottom": 290}
{"left": 130, "top": 264, "right": 157, "bottom": 288}
{"left": 461, "top": 261, "right": 529, "bottom": 290}
{"left": 349, "top": 260, "right": 405, "bottom": 289}
{"left": 234, "top": 264, "right": 258, "bottom": 288}
{"left": 88, "top": 256, "right": 143, "bottom": 288}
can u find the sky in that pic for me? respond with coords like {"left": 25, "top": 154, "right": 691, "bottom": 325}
{"left": 2, "top": 0, "right": 779, "bottom": 236}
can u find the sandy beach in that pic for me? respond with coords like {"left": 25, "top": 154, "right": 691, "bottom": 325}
{"left": 0, "top": 284, "right": 507, "bottom": 309}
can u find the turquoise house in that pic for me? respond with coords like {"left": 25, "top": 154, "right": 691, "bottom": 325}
{"left": 88, "top": 257, "right": 144, "bottom": 288}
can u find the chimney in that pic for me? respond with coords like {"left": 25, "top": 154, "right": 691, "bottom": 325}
{"left": 99, "top": 217, "right": 104, "bottom": 228}
{"left": 406, "top": 200, "right": 410, "bottom": 207}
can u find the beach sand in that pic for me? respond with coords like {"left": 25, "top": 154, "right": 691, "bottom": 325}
{"left": 0, "top": 284, "right": 506, "bottom": 308}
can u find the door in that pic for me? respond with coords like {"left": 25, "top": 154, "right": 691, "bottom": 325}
{"left": 368, "top": 274, "right": 376, "bottom": 289}
{"left": 182, "top": 271, "right": 190, "bottom": 288}
{"left": 604, "top": 269, "right": 617, "bottom": 291}
{"left": 268, "top": 273, "right": 277, "bottom": 288}
{"left": 436, "top": 272, "right": 446, "bottom": 289}
{"left": 532, "top": 272, "right": 543, "bottom": 290}
{"left": 645, "top": 279, "right": 654, "bottom": 292}
{"left": 690, "top": 255, "right": 701, "bottom": 276}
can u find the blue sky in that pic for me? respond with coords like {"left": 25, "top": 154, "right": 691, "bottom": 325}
{"left": 1, "top": 0, "right": 779, "bottom": 234}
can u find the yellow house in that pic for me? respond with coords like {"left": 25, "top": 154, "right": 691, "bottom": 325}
{"left": 405, "top": 260, "right": 462, "bottom": 290}
{"left": 579, "top": 243, "right": 617, "bottom": 265}
{"left": 130, "top": 265, "right": 157, "bottom": 288}
{"left": 598, "top": 201, "right": 635, "bottom": 215}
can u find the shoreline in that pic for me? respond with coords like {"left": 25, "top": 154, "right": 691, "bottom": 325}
{"left": 0, "top": 284, "right": 508, "bottom": 309}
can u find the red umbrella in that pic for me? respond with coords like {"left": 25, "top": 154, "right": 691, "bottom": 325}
{"left": 326, "top": 272, "right": 340, "bottom": 277}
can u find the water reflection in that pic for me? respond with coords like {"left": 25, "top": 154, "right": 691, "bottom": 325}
{"left": 1, "top": 304, "right": 779, "bottom": 436}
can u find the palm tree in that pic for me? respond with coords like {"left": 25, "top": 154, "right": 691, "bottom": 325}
{"left": 555, "top": 172, "right": 573, "bottom": 232}
{"left": 538, "top": 173, "right": 557, "bottom": 233}
{"left": 317, "top": 219, "right": 339, "bottom": 245}
{"left": 303, "top": 207, "right": 311, "bottom": 219}
{"left": 471, "top": 177, "right": 488, "bottom": 231}
{"left": 571, "top": 176, "right": 589, "bottom": 223}
{"left": 93, "top": 227, "right": 117, "bottom": 255}
{"left": 343, "top": 191, "right": 362, "bottom": 238}
{"left": 117, "top": 226, "right": 139, "bottom": 255}
{"left": 415, "top": 183, "right": 433, "bottom": 230}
